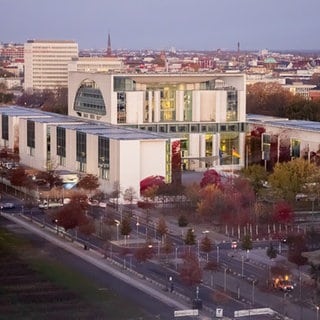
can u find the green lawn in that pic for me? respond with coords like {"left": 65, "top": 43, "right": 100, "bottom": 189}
{"left": 0, "top": 227, "right": 153, "bottom": 320}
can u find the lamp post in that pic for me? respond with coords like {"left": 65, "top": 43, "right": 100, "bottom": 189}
{"left": 55, "top": 219, "right": 58, "bottom": 235}
{"left": 252, "top": 280, "right": 256, "bottom": 305}
{"left": 216, "top": 245, "right": 220, "bottom": 264}
{"left": 136, "top": 220, "right": 140, "bottom": 238}
{"left": 224, "top": 267, "right": 227, "bottom": 292}
{"left": 175, "top": 246, "right": 178, "bottom": 270}
{"left": 316, "top": 305, "right": 319, "bottom": 320}
{"left": 241, "top": 255, "right": 244, "bottom": 278}
{"left": 115, "top": 219, "right": 120, "bottom": 241}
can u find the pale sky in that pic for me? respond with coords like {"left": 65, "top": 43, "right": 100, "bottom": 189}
{"left": 1, "top": 0, "right": 320, "bottom": 51}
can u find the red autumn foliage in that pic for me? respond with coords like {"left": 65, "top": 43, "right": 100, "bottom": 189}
{"left": 140, "top": 175, "right": 165, "bottom": 195}
{"left": 200, "top": 169, "right": 221, "bottom": 188}
{"left": 272, "top": 201, "right": 294, "bottom": 224}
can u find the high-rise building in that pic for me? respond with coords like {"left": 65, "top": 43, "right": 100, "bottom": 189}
{"left": 24, "top": 40, "right": 78, "bottom": 91}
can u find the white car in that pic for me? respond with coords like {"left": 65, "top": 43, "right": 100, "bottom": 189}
{"left": 38, "top": 201, "right": 63, "bottom": 209}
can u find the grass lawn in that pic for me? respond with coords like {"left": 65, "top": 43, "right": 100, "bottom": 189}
{"left": 0, "top": 227, "right": 153, "bottom": 320}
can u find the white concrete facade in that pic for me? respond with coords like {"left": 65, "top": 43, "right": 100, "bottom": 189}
{"left": 0, "top": 106, "right": 168, "bottom": 197}
{"left": 68, "top": 72, "right": 247, "bottom": 171}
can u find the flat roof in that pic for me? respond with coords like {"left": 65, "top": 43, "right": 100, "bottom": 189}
{"left": 247, "top": 114, "right": 320, "bottom": 132}
{"left": 0, "top": 106, "right": 169, "bottom": 141}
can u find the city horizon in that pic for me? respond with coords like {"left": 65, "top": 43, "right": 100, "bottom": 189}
{"left": 1, "top": 0, "right": 319, "bottom": 52}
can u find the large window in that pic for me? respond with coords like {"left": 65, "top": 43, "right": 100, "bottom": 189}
{"left": 114, "top": 77, "right": 136, "bottom": 91}
{"left": 184, "top": 91, "right": 192, "bottom": 121}
{"left": 74, "top": 80, "right": 106, "bottom": 115}
{"left": 76, "top": 131, "right": 86, "bottom": 172}
{"left": 160, "top": 87, "right": 176, "bottom": 121}
{"left": 27, "top": 120, "right": 35, "bottom": 149}
{"left": 98, "top": 136, "right": 110, "bottom": 180}
{"left": 226, "top": 90, "right": 238, "bottom": 121}
{"left": 1, "top": 115, "right": 8, "bottom": 140}
{"left": 57, "top": 127, "right": 66, "bottom": 165}
{"left": 117, "top": 92, "right": 126, "bottom": 123}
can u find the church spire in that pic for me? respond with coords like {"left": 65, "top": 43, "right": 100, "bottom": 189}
{"left": 106, "top": 32, "right": 112, "bottom": 57}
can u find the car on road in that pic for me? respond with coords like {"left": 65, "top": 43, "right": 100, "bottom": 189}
{"left": 38, "top": 201, "right": 63, "bottom": 209}
{"left": 0, "top": 202, "right": 15, "bottom": 209}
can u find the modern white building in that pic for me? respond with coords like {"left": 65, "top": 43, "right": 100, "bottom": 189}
{"left": 0, "top": 106, "right": 169, "bottom": 197}
{"left": 24, "top": 40, "right": 78, "bottom": 91}
{"left": 68, "top": 56, "right": 124, "bottom": 73}
{"left": 68, "top": 72, "right": 247, "bottom": 171}
{"left": 247, "top": 114, "right": 320, "bottom": 164}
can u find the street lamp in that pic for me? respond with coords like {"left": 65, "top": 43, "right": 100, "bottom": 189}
{"left": 175, "top": 247, "right": 178, "bottom": 270}
{"left": 316, "top": 305, "right": 319, "bottom": 320}
{"left": 136, "top": 220, "right": 140, "bottom": 237}
{"left": 115, "top": 219, "right": 120, "bottom": 241}
{"left": 55, "top": 219, "right": 59, "bottom": 235}
{"left": 252, "top": 279, "right": 256, "bottom": 305}
{"left": 216, "top": 245, "right": 220, "bottom": 264}
{"left": 241, "top": 255, "right": 244, "bottom": 278}
{"left": 224, "top": 268, "right": 227, "bottom": 292}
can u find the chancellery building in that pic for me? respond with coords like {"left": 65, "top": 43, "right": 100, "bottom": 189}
{"left": 0, "top": 72, "right": 247, "bottom": 198}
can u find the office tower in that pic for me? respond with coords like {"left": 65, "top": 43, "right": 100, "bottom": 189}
{"left": 24, "top": 40, "right": 78, "bottom": 91}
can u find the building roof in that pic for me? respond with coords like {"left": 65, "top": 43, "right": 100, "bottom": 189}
{"left": 0, "top": 106, "right": 169, "bottom": 141}
{"left": 247, "top": 114, "right": 320, "bottom": 132}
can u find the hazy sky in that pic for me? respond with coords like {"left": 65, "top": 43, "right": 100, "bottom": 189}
{"left": 1, "top": 0, "right": 320, "bottom": 51}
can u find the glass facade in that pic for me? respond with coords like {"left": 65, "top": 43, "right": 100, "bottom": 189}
{"left": 74, "top": 80, "right": 106, "bottom": 115}
{"left": 184, "top": 91, "right": 192, "bottom": 121}
{"left": 226, "top": 90, "right": 238, "bottom": 121}
{"left": 117, "top": 92, "right": 126, "bottom": 123}
{"left": 98, "top": 136, "right": 109, "bottom": 180}
{"left": 220, "top": 132, "right": 240, "bottom": 165}
{"left": 76, "top": 131, "right": 86, "bottom": 172}
{"left": 160, "top": 86, "right": 176, "bottom": 121}
{"left": 57, "top": 127, "right": 66, "bottom": 166}
{"left": 27, "top": 120, "right": 35, "bottom": 149}
{"left": 1, "top": 115, "right": 8, "bottom": 141}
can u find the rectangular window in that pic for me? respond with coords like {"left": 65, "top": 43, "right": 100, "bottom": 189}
{"left": 98, "top": 136, "right": 110, "bottom": 180}
{"left": 226, "top": 90, "right": 238, "bottom": 121}
{"left": 27, "top": 120, "right": 35, "bottom": 148}
{"left": 1, "top": 115, "right": 8, "bottom": 140}
{"left": 57, "top": 127, "right": 66, "bottom": 157}
{"left": 76, "top": 131, "right": 86, "bottom": 172}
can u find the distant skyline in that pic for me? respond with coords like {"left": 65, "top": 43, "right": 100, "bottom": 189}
{"left": 1, "top": 0, "right": 320, "bottom": 52}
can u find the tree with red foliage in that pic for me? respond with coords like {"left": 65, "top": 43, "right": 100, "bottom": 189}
{"left": 171, "top": 140, "right": 182, "bottom": 185}
{"left": 134, "top": 242, "right": 154, "bottom": 263}
{"left": 55, "top": 202, "right": 87, "bottom": 231}
{"left": 9, "top": 167, "right": 29, "bottom": 188}
{"left": 77, "top": 174, "right": 100, "bottom": 195}
{"left": 200, "top": 169, "right": 221, "bottom": 188}
{"left": 140, "top": 175, "right": 165, "bottom": 196}
{"left": 179, "top": 252, "right": 202, "bottom": 287}
{"left": 272, "top": 201, "right": 294, "bottom": 225}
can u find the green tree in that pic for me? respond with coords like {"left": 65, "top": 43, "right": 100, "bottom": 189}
{"left": 268, "top": 158, "right": 319, "bottom": 201}
{"left": 241, "top": 234, "right": 253, "bottom": 252}
{"left": 120, "top": 215, "right": 132, "bottom": 237}
{"left": 200, "top": 235, "right": 213, "bottom": 262}
{"left": 184, "top": 228, "right": 196, "bottom": 246}
{"left": 310, "top": 263, "right": 320, "bottom": 290}
{"left": 266, "top": 243, "right": 278, "bottom": 260}
{"left": 156, "top": 217, "right": 168, "bottom": 242}
{"left": 240, "top": 164, "right": 269, "bottom": 195}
